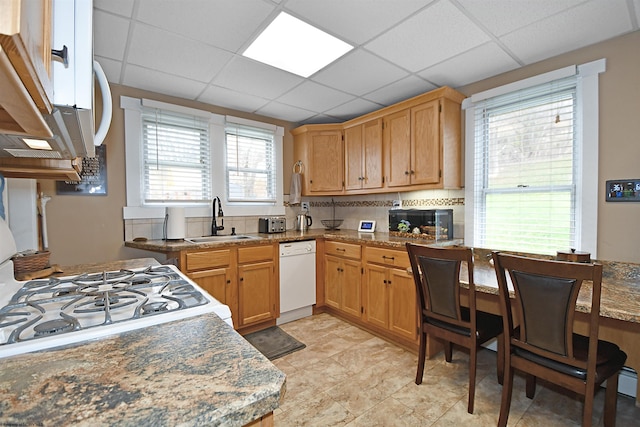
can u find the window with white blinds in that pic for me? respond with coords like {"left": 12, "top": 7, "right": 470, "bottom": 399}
{"left": 141, "top": 107, "right": 212, "bottom": 204}
{"left": 225, "top": 123, "right": 276, "bottom": 203}
{"left": 472, "top": 76, "right": 578, "bottom": 254}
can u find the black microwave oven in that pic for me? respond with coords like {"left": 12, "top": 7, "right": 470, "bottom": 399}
{"left": 388, "top": 209, "right": 453, "bottom": 240}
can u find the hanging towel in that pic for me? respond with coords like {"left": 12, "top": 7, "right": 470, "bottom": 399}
{"left": 290, "top": 172, "right": 302, "bottom": 205}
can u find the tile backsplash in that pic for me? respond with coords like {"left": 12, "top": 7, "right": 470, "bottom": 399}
{"left": 124, "top": 189, "right": 465, "bottom": 241}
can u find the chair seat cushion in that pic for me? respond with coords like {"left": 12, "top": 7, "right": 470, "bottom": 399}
{"left": 425, "top": 307, "right": 502, "bottom": 344}
{"left": 514, "top": 333, "right": 627, "bottom": 382}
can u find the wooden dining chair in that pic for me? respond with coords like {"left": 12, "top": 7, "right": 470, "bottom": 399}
{"left": 406, "top": 243, "right": 504, "bottom": 414}
{"left": 492, "top": 252, "right": 627, "bottom": 427}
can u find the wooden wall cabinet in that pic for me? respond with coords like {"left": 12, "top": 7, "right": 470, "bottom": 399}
{"left": 385, "top": 101, "right": 440, "bottom": 188}
{"left": 324, "top": 240, "right": 362, "bottom": 318}
{"left": 363, "top": 246, "right": 418, "bottom": 343}
{"left": 292, "top": 124, "right": 344, "bottom": 195}
{"left": 0, "top": 0, "right": 53, "bottom": 137}
{"left": 383, "top": 95, "right": 462, "bottom": 190}
{"left": 344, "top": 118, "right": 383, "bottom": 191}
{"left": 291, "top": 86, "right": 464, "bottom": 195}
{"left": 181, "top": 243, "right": 278, "bottom": 333}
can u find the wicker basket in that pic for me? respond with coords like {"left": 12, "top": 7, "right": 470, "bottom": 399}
{"left": 12, "top": 251, "right": 50, "bottom": 274}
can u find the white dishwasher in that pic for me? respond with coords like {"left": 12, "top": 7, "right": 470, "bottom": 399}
{"left": 278, "top": 240, "right": 316, "bottom": 325}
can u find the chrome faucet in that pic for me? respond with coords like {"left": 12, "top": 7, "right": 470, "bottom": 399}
{"left": 211, "top": 197, "right": 224, "bottom": 235}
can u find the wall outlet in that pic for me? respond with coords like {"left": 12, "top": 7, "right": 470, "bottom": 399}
{"left": 301, "top": 202, "right": 310, "bottom": 210}
{"left": 392, "top": 200, "right": 402, "bottom": 208}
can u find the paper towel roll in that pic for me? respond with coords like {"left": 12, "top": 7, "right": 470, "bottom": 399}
{"left": 165, "top": 207, "right": 186, "bottom": 240}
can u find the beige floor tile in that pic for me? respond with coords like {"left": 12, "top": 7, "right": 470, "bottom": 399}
{"left": 274, "top": 313, "right": 640, "bottom": 427}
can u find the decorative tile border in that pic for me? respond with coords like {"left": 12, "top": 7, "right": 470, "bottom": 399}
{"left": 308, "top": 198, "right": 465, "bottom": 208}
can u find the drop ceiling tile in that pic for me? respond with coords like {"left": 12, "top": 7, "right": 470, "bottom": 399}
{"left": 212, "top": 56, "right": 304, "bottom": 100}
{"left": 456, "top": 0, "right": 585, "bottom": 37}
{"left": 122, "top": 65, "right": 208, "bottom": 100}
{"left": 127, "top": 24, "right": 234, "bottom": 83}
{"left": 93, "top": 10, "right": 130, "bottom": 60}
{"left": 277, "top": 81, "right": 355, "bottom": 112}
{"left": 312, "top": 49, "right": 409, "bottom": 96}
{"left": 323, "top": 98, "right": 384, "bottom": 121}
{"left": 500, "top": 0, "right": 634, "bottom": 64}
{"left": 94, "top": 0, "right": 134, "bottom": 17}
{"left": 136, "top": 0, "right": 274, "bottom": 52}
{"left": 364, "top": 75, "right": 436, "bottom": 105}
{"left": 198, "top": 85, "right": 270, "bottom": 113}
{"left": 255, "top": 101, "right": 316, "bottom": 123}
{"left": 302, "top": 114, "right": 343, "bottom": 125}
{"left": 94, "top": 56, "right": 123, "bottom": 84}
{"left": 285, "top": 0, "right": 434, "bottom": 44}
{"left": 419, "top": 42, "right": 520, "bottom": 87}
{"left": 365, "top": 1, "right": 490, "bottom": 72}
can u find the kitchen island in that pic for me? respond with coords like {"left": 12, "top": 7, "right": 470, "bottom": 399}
{"left": 0, "top": 258, "right": 286, "bottom": 426}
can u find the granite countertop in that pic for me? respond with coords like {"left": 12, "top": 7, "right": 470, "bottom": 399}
{"left": 125, "top": 233, "right": 640, "bottom": 324}
{"left": 0, "top": 259, "right": 286, "bottom": 427}
{"left": 124, "top": 229, "right": 462, "bottom": 253}
{"left": 463, "top": 250, "right": 640, "bottom": 325}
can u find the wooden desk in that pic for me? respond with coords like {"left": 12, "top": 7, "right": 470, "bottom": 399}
{"left": 450, "top": 256, "right": 640, "bottom": 406}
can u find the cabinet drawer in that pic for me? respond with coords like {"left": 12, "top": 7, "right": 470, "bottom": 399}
{"left": 364, "top": 247, "right": 410, "bottom": 269}
{"left": 186, "top": 249, "right": 232, "bottom": 271}
{"left": 325, "top": 241, "right": 361, "bottom": 259}
{"left": 238, "top": 244, "right": 274, "bottom": 264}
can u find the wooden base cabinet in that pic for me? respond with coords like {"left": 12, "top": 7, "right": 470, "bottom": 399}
{"left": 325, "top": 255, "right": 362, "bottom": 318}
{"left": 363, "top": 247, "right": 418, "bottom": 344}
{"left": 185, "top": 248, "right": 237, "bottom": 323}
{"left": 237, "top": 245, "right": 278, "bottom": 328}
{"left": 181, "top": 244, "right": 278, "bottom": 332}
{"left": 324, "top": 240, "right": 362, "bottom": 319}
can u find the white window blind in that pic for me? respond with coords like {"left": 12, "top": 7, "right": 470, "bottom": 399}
{"left": 473, "top": 76, "right": 578, "bottom": 254}
{"left": 142, "top": 107, "right": 211, "bottom": 204}
{"left": 225, "top": 123, "right": 276, "bottom": 203}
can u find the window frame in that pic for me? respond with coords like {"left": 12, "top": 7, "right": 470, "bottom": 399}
{"left": 121, "top": 97, "right": 285, "bottom": 220}
{"left": 463, "top": 59, "right": 605, "bottom": 257}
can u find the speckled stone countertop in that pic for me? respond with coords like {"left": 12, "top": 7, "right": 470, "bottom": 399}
{"left": 465, "top": 249, "right": 640, "bottom": 324}
{"left": 124, "top": 229, "right": 462, "bottom": 252}
{"left": 125, "top": 233, "right": 640, "bottom": 324}
{"left": 0, "top": 259, "right": 286, "bottom": 426}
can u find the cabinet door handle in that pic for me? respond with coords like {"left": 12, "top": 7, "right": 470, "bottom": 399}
{"left": 382, "top": 255, "right": 395, "bottom": 261}
{"left": 52, "top": 45, "right": 69, "bottom": 67}
{"left": 336, "top": 248, "right": 346, "bottom": 252}
{"left": 240, "top": 277, "right": 244, "bottom": 281}
{"left": 410, "top": 170, "right": 415, "bottom": 175}
{"left": 383, "top": 279, "right": 388, "bottom": 284}
{"left": 404, "top": 171, "right": 410, "bottom": 175}
{"left": 226, "top": 279, "right": 231, "bottom": 284}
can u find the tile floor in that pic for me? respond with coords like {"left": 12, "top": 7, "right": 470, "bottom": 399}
{"left": 272, "top": 313, "right": 640, "bottom": 426}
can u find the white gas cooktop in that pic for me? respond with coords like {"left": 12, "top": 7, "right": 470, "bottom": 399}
{"left": 0, "top": 260, "right": 232, "bottom": 359}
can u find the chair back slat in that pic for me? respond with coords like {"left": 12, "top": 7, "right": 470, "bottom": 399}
{"left": 511, "top": 270, "right": 579, "bottom": 356}
{"left": 418, "top": 256, "right": 461, "bottom": 319}
{"left": 492, "top": 252, "right": 603, "bottom": 368}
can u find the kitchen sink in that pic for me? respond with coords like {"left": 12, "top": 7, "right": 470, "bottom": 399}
{"left": 184, "top": 235, "right": 261, "bottom": 244}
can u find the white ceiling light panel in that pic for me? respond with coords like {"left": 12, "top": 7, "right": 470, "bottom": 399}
{"left": 243, "top": 12, "right": 353, "bottom": 77}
